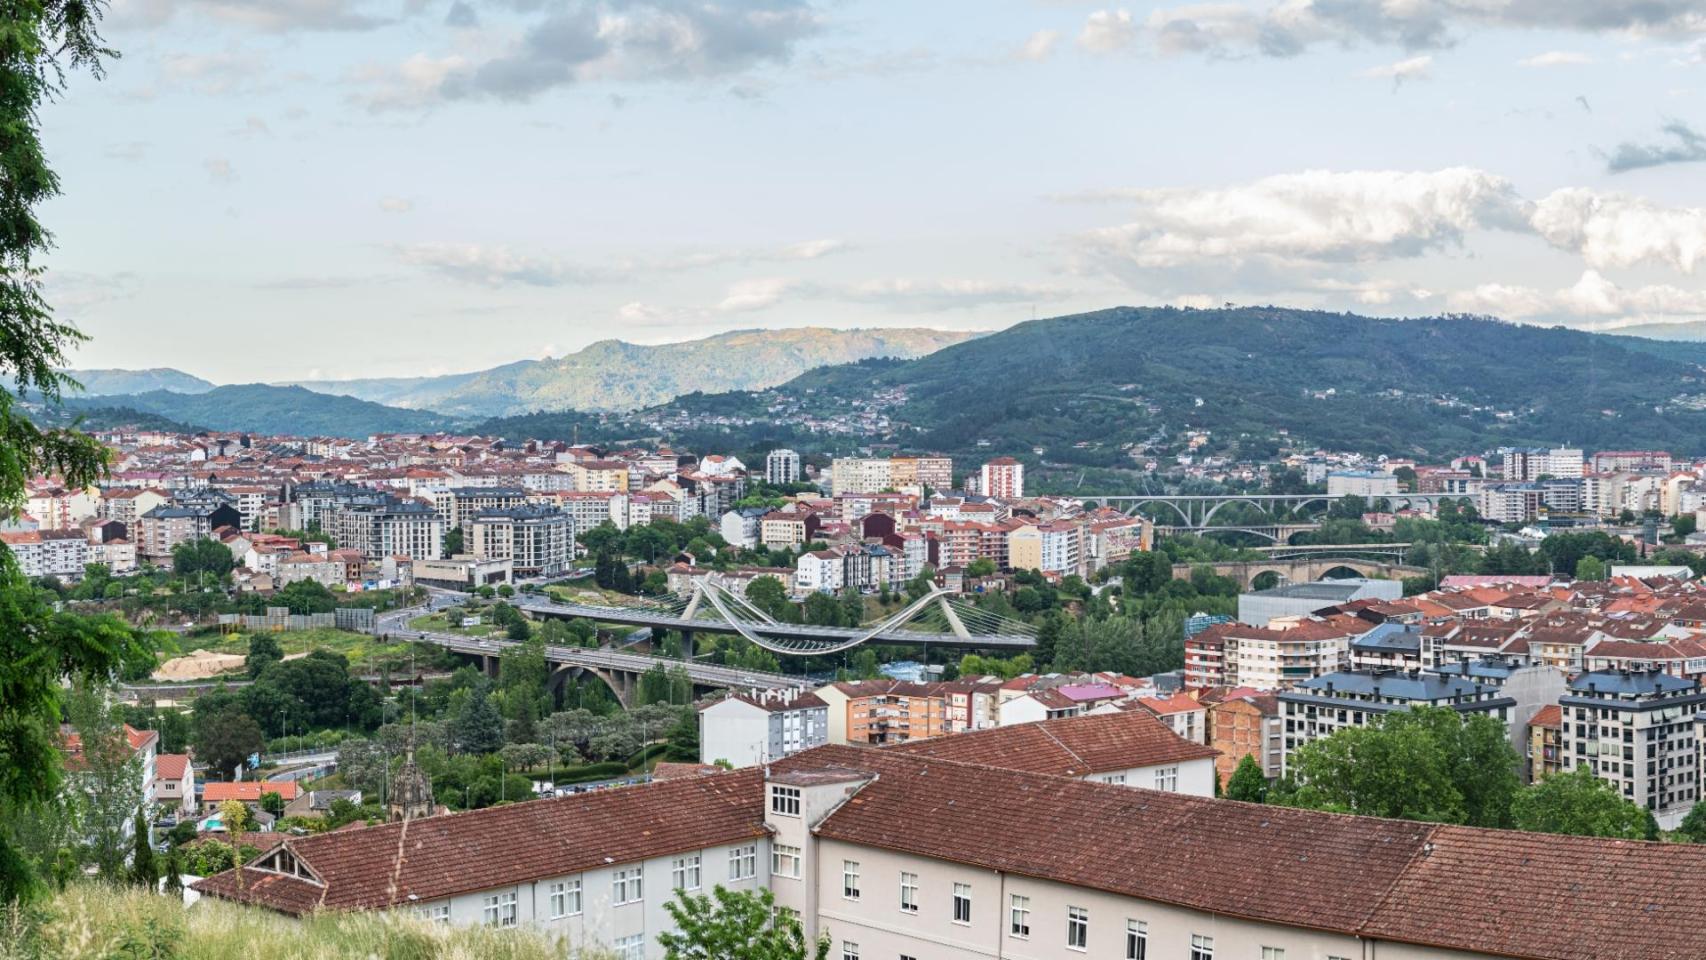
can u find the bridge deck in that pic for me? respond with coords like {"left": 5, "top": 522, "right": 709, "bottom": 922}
{"left": 516, "top": 598, "right": 1038, "bottom": 652}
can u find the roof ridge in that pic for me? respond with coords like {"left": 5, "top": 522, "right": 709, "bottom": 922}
{"left": 1034, "top": 721, "right": 1088, "bottom": 770}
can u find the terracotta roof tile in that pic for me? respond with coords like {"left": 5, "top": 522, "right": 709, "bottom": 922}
{"left": 887, "top": 710, "right": 1216, "bottom": 776}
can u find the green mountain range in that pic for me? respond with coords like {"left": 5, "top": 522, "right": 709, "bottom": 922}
{"left": 58, "top": 385, "right": 451, "bottom": 438}
{"left": 636, "top": 307, "right": 1706, "bottom": 463}
{"left": 54, "top": 367, "right": 215, "bottom": 396}
{"left": 279, "top": 327, "right": 982, "bottom": 417}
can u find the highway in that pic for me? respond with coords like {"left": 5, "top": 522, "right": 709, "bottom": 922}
{"left": 374, "top": 605, "right": 804, "bottom": 693}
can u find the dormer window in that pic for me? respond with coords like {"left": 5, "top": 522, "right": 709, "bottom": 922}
{"left": 771, "top": 785, "right": 801, "bottom": 817}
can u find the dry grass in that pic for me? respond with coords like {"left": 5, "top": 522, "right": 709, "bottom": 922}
{"left": 2, "top": 884, "right": 614, "bottom": 960}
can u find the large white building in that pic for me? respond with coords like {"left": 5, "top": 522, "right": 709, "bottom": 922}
{"left": 1562, "top": 669, "right": 1704, "bottom": 830}
{"left": 1325, "top": 470, "right": 1400, "bottom": 498}
{"left": 979, "top": 457, "right": 1024, "bottom": 499}
{"left": 196, "top": 734, "right": 1706, "bottom": 960}
{"left": 764, "top": 449, "right": 801, "bottom": 486}
{"left": 698, "top": 691, "right": 829, "bottom": 768}
{"left": 468, "top": 507, "right": 573, "bottom": 577}
{"left": 0, "top": 529, "right": 90, "bottom": 578}
{"left": 1500, "top": 446, "right": 1584, "bottom": 482}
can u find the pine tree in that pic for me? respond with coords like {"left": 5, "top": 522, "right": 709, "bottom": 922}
{"left": 1224, "top": 755, "right": 1269, "bottom": 803}
{"left": 129, "top": 811, "right": 157, "bottom": 889}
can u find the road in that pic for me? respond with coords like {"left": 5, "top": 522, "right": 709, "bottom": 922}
{"left": 374, "top": 605, "right": 804, "bottom": 693}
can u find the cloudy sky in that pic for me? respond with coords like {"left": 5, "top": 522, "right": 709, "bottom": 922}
{"left": 43, "top": 0, "right": 1706, "bottom": 381}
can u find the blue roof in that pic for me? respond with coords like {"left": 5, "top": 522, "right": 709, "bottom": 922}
{"left": 1433, "top": 659, "right": 1519, "bottom": 681}
{"left": 1568, "top": 671, "right": 1697, "bottom": 696}
{"left": 1350, "top": 622, "right": 1423, "bottom": 653}
{"left": 1297, "top": 670, "right": 1486, "bottom": 702}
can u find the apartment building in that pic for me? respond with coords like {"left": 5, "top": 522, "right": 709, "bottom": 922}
{"left": 1007, "top": 521, "right": 1081, "bottom": 577}
{"left": 468, "top": 507, "right": 573, "bottom": 577}
{"left": 139, "top": 501, "right": 243, "bottom": 560}
{"left": 830, "top": 458, "right": 893, "bottom": 496}
{"left": 1279, "top": 670, "right": 1517, "bottom": 775}
{"left": 329, "top": 499, "right": 445, "bottom": 563}
{"left": 698, "top": 691, "right": 829, "bottom": 768}
{"left": 1188, "top": 620, "right": 1361, "bottom": 691}
{"left": 817, "top": 680, "right": 951, "bottom": 745}
{"left": 979, "top": 456, "right": 1024, "bottom": 499}
{"left": 0, "top": 529, "right": 90, "bottom": 578}
{"left": 1325, "top": 469, "right": 1400, "bottom": 498}
{"left": 1501, "top": 445, "right": 1585, "bottom": 481}
{"left": 434, "top": 486, "right": 531, "bottom": 530}
{"left": 1561, "top": 669, "right": 1704, "bottom": 830}
{"left": 198, "top": 744, "right": 1706, "bottom": 960}
{"left": 1527, "top": 704, "right": 1563, "bottom": 784}
{"left": 765, "top": 448, "right": 801, "bottom": 486}
{"left": 564, "top": 459, "right": 631, "bottom": 494}
{"left": 100, "top": 488, "right": 168, "bottom": 528}
{"left": 1208, "top": 693, "right": 1282, "bottom": 782}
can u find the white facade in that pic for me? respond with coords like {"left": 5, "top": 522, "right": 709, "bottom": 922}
{"left": 794, "top": 551, "right": 843, "bottom": 595}
{"left": 765, "top": 449, "right": 801, "bottom": 486}
{"left": 1326, "top": 470, "right": 1400, "bottom": 498}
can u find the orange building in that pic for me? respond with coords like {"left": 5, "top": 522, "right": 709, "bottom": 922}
{"left": 819, "top": 680, "right": 952, "bottom": 746}
{"left": 1207, "top": 693, "right": 1282, "bottom": 782}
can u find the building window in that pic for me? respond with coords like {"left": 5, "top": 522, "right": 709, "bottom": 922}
{"left": 672, "top": 855, "right": 701, "bottom": 890}
{"left": 1009, "top": 894, "right": 1030, "bottom": 938}
{"left": 842, "top": 860, "right": 860, "bottom": 900}
{"left": 841, "top": 943, "right": 858, "bottom": 960}
{"left": 1125, "top": 919, "right": 1147, "bottom": 959}
{"left": 1153, "top": 766, "right": 1179, "bottom": 792}
{"left": 548, "top": 882, "right": 566, "bottom": 919}
{"left": 564, "top": 878, "right": 582, "bottom": 916}
{"left": 614, "top": 934, "right": 644, "bottom": 960}
{"left": 771, "top": 785, "right": 802, "bottom": 816}
{"left": 497, "top": 892, "right": 517, "bottom": 928}
{"left": 899, "top": 872, "right": 919, "bottom": 913}
{"left": 1191, "top": 934, "right": 1214, "bottom": 960}
{"left": 1261, "top": 949, "right": 1285, "bottom": 960}
{"left": 952, "top": 882, "right": 972, "bottom": 924}
{"left": 481, "top": 894, "right": 499, "bottom": 927}
{"left": 416, "top": 903, "right": 449, "bottom": 924}
{"left": 729, "top": 845, "right": 757, "bottom": 881}
{"left": 613, "top": 867, "right": 644, "bottom": 905}
{"left": 1067, "top": 906, "right": 1088, "bottom": 950}
{"left": 773, "top": 843, "right": 801, "bottom": 879}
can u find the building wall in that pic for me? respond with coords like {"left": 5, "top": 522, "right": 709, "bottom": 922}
{"left": 809, "top": 837, "right": 1461, "bottom": 960}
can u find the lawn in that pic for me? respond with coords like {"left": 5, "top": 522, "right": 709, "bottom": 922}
{"left": 199, "top": 628, "right": 389, "bottom": 667}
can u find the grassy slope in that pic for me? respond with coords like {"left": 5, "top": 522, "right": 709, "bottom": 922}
{"left": 3, "top": 884, "right": 606, "bottom": 960}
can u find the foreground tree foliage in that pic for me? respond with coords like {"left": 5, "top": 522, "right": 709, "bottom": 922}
{"left": 0, "top": 0, "right": 128, "bottom": 904}
{"left": 658, "top": 886, "right": 829, "bottom": 960}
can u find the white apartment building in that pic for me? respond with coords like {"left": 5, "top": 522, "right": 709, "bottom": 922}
{"left": 698, "top": 691, "right": 829, "bottom": 768}
{"left": 196, "top": 740, "right": 1706, "bottom": 960}
{"left": 795, "top": 550, "right": 844, "bottom": 595}
{"left": 468, "top": 507, "right": 573, "bottom": 577}
{"left": 0, "top": 529, "right": 90, "bottom": 578}
{"left": 979, "top": 457, "right": 1024, "bottom": 499}
{"left": 1325, "top": 470, "right": 1400, "bottom": 498}
{"left": 1500, "top": 446, "right": 1584, "bottom": 482}
{"left": 829, "top": 458, "right": 893, "bottom": 497}
{"left": 765, "top": 449, "right": 801, "bottom": 486}
{"left": 1562, "top": 669, "right": 1704, "bottom": 830}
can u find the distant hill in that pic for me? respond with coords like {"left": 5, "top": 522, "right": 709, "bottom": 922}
{"left": 52, "top": 368, "right": 214, "bottom": 396}
{"left": 59, "top": 385, "right": 450, "bottom": 438}
{"left": 283, "top": 327, "right": 982, "bottom": 416}
{"left": 650, "top": 307, "right": 1706, "bottom": 462}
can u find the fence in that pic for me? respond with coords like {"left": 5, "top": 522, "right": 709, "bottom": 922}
{"left": 217, "top": 606, "right": 375, "bottom": 632}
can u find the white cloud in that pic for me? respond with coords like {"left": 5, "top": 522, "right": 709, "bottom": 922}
{"left": 1362, "top": 54, "right": 1433, "bottom": 86}
{"left": 1531, "top": 188, "right": 1706, "bottom": 272}
{"left": 1518, "top": 50, "right": 1594, "bottom": 67}
{"left": 378, "top": 197, "right": 414, "bottom": 214}
{"left": 1077, "top": 168, "right": 1527, "bottom": 271}
{"left": 1080, "top": 9, "right": 1138, "bottom": 54}
{"left": 354, "top": 53, "right": 469, "bottom": 112}
{"left": 397, "top": 243, "right": 618, "bottom": 287}
{"left": 836, "top": 278, "right": 1070, "bottom": 311}
{"left": 1145, "top": 0, "right": 1706, "bottom": 58}
{"left": 159, "top": 50, "right": 267, "bottom": 95}
{"left": 653, "top": 238, "right": 848, "bottom": 271}
{"left": 1449, "top": 270, "right": 1706, "bottom": 323}
{"left": 716, "top": 278, "right": 794, "bottom": 313}
{"left": 1017, "top": 30, "right": 1061, "bottom": 62}
{"left": 114, "top": 0, "right": 390, "bottom": 33}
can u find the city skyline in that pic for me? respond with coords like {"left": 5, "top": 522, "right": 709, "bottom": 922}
{"left": 45, "top": 0, "right": 1706, "bottom": 380}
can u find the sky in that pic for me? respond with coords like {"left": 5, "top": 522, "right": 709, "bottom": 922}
{"left": 39, "top": 0, "right": 1706, "bottom": 382}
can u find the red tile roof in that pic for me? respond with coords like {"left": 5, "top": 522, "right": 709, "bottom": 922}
{"left": 155, "top": 754, "right": 191, "bottom": 780}
{"left": 203, "top": 781, "right": 301, "bottom": 803}
{"left": 887, "top": 710, "right": 1216, "bottom": 776}
{"left": 195, "top": 768, "right": 767, "bottom": 914}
